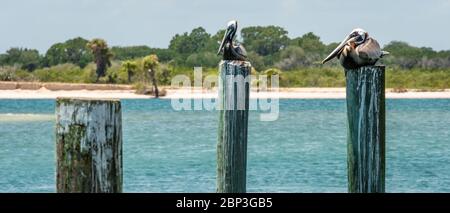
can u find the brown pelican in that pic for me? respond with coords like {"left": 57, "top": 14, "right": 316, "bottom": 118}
{"left": 322, "top": 28, "right": 389, "bottom": 69}
{"left": 217, "top": 20, "right": 248, "bottom": 61}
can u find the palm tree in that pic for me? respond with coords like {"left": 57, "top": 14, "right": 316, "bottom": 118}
{"left": 143, "top": 54, "right": 160, "bottom": 98}
{"left": 86, "top": 39, "right": 113, "bottom": 82}
{"left": 263, "top": 68, "right": 282, "bottom": 90}
{"left": 121, "top": 60, "right": 137, "bottom": 83}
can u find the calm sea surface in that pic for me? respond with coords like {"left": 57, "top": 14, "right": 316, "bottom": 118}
{"left": 0, "top": 99, "right": 449, "bottom": 192}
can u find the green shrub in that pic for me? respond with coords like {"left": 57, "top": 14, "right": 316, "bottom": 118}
{"left": 386, "top": 68, "right": 450, "bottom": 89}
{"left": 33, "top": 63, "right": 84, "bottom": 83}
{"left": 3, "top": 60, "right": 450, "bottom": 89}
{"left": 81, "top": 63, "right": 97, "bottom": 83}
{"left": 280, "top": 67, "right": 345, "bottom": 87}
{"left": 0, "top": 66, "right": 37, "bottom": 81}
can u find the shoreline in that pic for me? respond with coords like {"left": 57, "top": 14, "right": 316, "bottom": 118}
{"left": 1, "top": 87, "right": 450, "bottom": 99}
{"left": 1, "top": 81, "right": 449, "bottom": 99}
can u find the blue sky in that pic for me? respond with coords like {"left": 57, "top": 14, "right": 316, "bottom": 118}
{"left": 1, "top": 0, "right": 450, "bottom": 53}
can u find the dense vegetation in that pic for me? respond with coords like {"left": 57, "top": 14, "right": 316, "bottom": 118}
{"left": 1, "top": 25, "right": 449, "bottom": 89}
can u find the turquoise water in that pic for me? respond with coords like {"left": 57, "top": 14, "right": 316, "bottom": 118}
{"left": 0, "top": 99, "right": 449, "bottom": 192}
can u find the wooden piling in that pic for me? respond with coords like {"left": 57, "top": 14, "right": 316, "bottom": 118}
{"left": 216, "top": 60, "right": 251, "bottom": 193}
{"left": 56, "top": 98, "right": 122, "bottom": 193}
{"left": 345, "top": 66, "right": 386, "bottom": 193}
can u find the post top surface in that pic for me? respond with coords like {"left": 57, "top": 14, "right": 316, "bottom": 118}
{"left": 345, "top": 65, "right": 385, "bottom": 71}
{"left": 346, "top": 65, "right": 386, "bottom": 70}
{"left": 366, "top": 65, "right": 385, "bottom": 68}
{"left": 220, "top": 60, "right": 252, "bottom": 67}
{"left": 56, "top": 97, "right": 121, "bottom": 103}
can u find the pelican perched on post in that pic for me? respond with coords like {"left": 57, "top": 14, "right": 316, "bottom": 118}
{"left": 322, "top": 28, "right": 389, "bottom": 69}
{"left": 217, "top": 20, "right": 248, "bottom": 61}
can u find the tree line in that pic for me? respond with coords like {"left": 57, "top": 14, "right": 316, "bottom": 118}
{"left": 0, "top": 25, "right": 449, "bottom": 89}
{"left": 2, "top": 25, "right": 450, "bottom": 71}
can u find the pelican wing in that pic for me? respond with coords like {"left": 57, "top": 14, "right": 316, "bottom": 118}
{"left": 230, "top": 43, "right": 248, "bottom": 61}
{"left": 357, "top": 38, "right": 382, "bottom": 61}
{"left": 236, "top": 44, "right": 247, "bottom": 58}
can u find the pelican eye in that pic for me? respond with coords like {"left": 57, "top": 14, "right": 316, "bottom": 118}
{"left": 356, "top": 35, "right": 365, "bottom": 43}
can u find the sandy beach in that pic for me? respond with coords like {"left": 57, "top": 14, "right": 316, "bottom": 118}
{"left": 1, "top": 87, "right": 450, "bottom": 99}
{"left": 0, "top": 81, "right": 449, "bottom": 99}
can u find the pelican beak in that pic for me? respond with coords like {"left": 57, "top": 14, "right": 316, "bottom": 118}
{"left": 217, "top": 28, "right": 231, "bottom": 55}
{"left": 322, "top": 35, "right": 353, "bottom": 64}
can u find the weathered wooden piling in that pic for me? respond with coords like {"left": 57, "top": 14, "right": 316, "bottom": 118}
{"left": 56, "top": 98, "right": 122, "bottom": 193}
{"left": 346, "top": 66, "right": 386, "bottom": 193}
{"left": 217, "top": 60, "right": 251, "bottom": 193}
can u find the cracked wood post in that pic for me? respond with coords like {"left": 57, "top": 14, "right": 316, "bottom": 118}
{"left": 346, "top": 65, "right": 386, "bottom": 193}
{"left": 216, "top": 60, "right": 251, "bottom": 193}
{"left": 56, "top": 98, "right": 123, "bottom": 193}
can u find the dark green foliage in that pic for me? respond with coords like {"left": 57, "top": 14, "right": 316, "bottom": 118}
{"left": 111, "top": 46, "right": 152, "bottom": 60}
{"left": 241, "top": 26, "right": 290, "bottom": 56}
{"left": 185, "top": 52, "right": 220, "bottom": 68}
{"left": 167, "top": 27, "right": 224, "bottom": 67}
{"left": 247, "top": 51, "right": 265, "bottom": 71}
{"left": 44, "top": 37, "right": 92, "bottom": 68}
{"left": 110, "top": 46, "right": 175, "bottom": 62}
{"left": 169, "top": 27, "right": 211, "bottom": 57}
{"left": 149, "top": 48, "right": 174, "bottom": 62}
{"left": 275, "top": 46, "right": 307, "bottom": 70}
{"left": 0, "top": 48, "right": 42, "bottom": 71}
{"left": 294, "top": 32, "right": 326, "bottom": 53}
{"left": 383, "top": 41, "right": 450, "bottom": 69}
{"left": 207, "top": 29, "right": 226, "bottom": 52}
